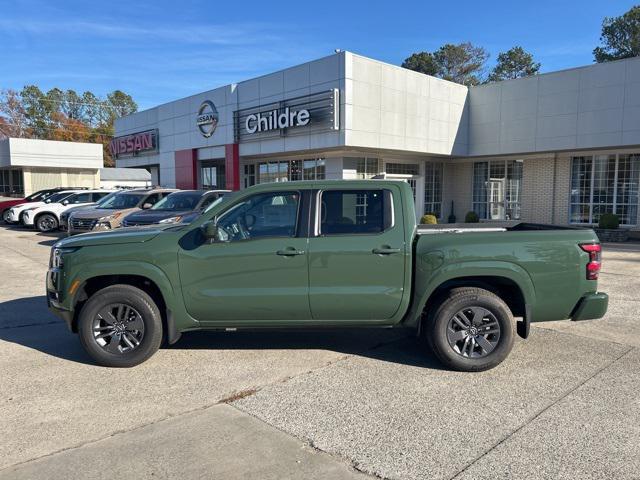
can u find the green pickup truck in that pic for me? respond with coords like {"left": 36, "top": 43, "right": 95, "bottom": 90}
{"left": 47, "top": 180, "right": 608, "bottom": 371}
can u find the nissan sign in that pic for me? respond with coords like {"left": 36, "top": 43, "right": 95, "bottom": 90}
{"left": 197, "top": 100, "right": 219, "bottom": 137}
{"left": 109, "top": 130, "right": 158, "bottom": 158}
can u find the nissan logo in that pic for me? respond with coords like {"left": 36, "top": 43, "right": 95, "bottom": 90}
{"left": 196, "top": 100, "right": 219, "bottom": 138}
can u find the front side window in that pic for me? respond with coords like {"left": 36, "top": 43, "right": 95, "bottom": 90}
{"left": 570, "top": 154, "right": 640, "bottom": 225}
{"left": 216, "top": 191, "right": 300, "bottom": 241}
{"left": 472, "top": 160, "right": 522, "bottom": 220}
{"left": 319, "top": 189, "right": 391, "bottom": 235}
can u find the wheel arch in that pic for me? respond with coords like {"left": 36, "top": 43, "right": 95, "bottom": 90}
{"left": 71, "top": 273, "right": 180, "bottom": 344}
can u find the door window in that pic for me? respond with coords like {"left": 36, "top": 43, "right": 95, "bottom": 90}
{"left": 216, "top": 192, "right": 300, "bottom": 242}
{"left": 319, "top": 190, "right": 392, "bottom": 235}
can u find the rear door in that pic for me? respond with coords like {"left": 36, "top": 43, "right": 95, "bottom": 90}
{"left": 308, "top": 187, "right": 406, "bottom": 321}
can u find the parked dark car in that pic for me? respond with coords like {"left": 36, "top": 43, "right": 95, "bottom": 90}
{"left": 121, "top": 190, "right": 229, "bottom": 227}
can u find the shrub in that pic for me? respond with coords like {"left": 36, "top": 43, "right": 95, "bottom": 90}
{"left": 421, "top": 214, "right": 438, "bottom": 224}
{"left": 465, "top": 211, "right": 479, "bottom": 223}
{"left": 598, "top": 213, "right": 619, "bottom": 229}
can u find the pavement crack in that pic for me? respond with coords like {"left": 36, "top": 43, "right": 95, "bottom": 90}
{"left": 0, "top": 320, "right": 61, "bottom": 330}
{"left": 448, "top": 346, "right": 635, "bottom": 480}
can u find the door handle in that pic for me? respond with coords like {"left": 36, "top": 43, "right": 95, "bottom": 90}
{"left": 372, "top": 247, "right": 401, "bottom": 255}
{"left": 276, "top": 248, "right": 306, "bottom": 256}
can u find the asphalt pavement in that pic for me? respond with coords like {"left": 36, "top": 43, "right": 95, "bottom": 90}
{"left": 0, "top": 224, "right": 638, "bottom": 479}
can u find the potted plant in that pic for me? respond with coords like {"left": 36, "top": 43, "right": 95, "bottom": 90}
{"left": 421, "top": 213, "right": 438, "bottom": 225}
{"left": 465, "top": 211, "right": 480, "bottom": 223}
{"left": 594, "top": 213, "right": 628, "bottom": 242}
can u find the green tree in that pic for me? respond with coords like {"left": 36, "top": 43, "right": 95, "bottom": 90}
{"left": 63, "top": 89, "right": 83, "bottom": 120}
{"left": 433, "top": 43, "right": 489, "bottom": 86}
{"left": 402, "top": 42, "right": 489, "bottom": 86}
{"left": 401, "top": 52, "right": 439, "bottom": 76}
{"left": 105, "top": 90, "right": 138, "bottom": 123}
{"left": 488, "top": 46, "right": 541, "bottom": 82}
{"left": 594, "top": 5, "right": 640, "bottom": 62}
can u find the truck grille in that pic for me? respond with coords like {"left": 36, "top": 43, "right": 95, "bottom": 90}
{"left": 71, "top": 218, "right": 95, "bottom": 230}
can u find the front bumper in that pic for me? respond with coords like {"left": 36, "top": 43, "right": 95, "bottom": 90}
{"left": 46, "top": 269, "right": 74, "bottom": 330}
{"left": 23, "top": 212, "right": 35, "bottom": 226}
{"left": 571, "top": 292, "right": 609, "bottom": 321}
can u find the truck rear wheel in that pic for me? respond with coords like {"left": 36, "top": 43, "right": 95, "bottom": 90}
{"left": 78, "top": 285, "right": 163, "bottom": 367}
{"left": 424, "top": 287, "right": 515, "bottom": 372}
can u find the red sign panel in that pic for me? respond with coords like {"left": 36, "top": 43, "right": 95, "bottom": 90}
{"left": 109, "top": 129, "right": 158, "bottom": 158}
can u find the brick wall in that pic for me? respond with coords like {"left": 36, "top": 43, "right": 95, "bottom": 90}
{"left": 521, "top": 157, "right": 555, "bottom": 224}
{"left": 443, "top": 162, "right": 473, "bottom": 221}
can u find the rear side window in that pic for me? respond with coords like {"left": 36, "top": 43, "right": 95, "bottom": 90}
{"left": 319, "top": 189, "right": 393, "bottom": 235}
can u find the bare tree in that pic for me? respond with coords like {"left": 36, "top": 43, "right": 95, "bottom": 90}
{"left": 0, "top": 89, "right": 29, "bottom": 139}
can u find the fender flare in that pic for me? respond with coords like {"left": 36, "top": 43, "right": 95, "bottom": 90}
{"left": 407, "top": 260, "right": 537, "bottom": 330}
{"left": 66, "top": 260, "right": 196, "bottom": 338}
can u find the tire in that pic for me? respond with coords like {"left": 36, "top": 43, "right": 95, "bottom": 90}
{"left": 1, "top": 209, "right": 11, "bottom": 224}
{"left": 424, "top": 287, "right": 515, "bottom": 372}
{"left": 36, "top": 213, "right": 58, "bottom": 232}
{"left": 78, "top": 285, "right": 163, "bottom": 367}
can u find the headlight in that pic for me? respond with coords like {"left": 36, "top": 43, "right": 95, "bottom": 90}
{"left": 97, "top": 212, "right": 122, "bottom": 223}
{"left": 50, "top": 247, "right": 79, "bottom": 268}
{"left": 159, "top": 215, "right": 183, "bottom": 224}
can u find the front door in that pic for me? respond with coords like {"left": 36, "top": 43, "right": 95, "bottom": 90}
{"left": 178, "top": 190, "right": 310, "bottom": 323}
{"left": 307, "top": 187, "right": 407, "bottom": 322}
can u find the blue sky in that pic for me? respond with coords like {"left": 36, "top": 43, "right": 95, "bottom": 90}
{"left": 1, "top": 0, "right": 637, "bottom": 109}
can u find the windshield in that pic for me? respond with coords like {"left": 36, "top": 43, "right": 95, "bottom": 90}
{"left": 96, "top": 191, "right": 119, "bottom": 206}
{"left": 204, "top": 192, "right": 235, "bottom": 213}
{"left": 97, "top": 193, "right": 145, "bottom": 209}
{"left": 152, "top": 192, "right": 202, "bottom": 211}
{"left": 25, "top": 190, "right": 52, "bottom": 201}
{"left": 44, "top": 192, "right": 73, "bottom": 204}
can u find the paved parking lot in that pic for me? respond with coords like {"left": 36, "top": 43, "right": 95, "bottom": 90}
{"left": 0, "top": 223, "right": 638, "bottom": 479}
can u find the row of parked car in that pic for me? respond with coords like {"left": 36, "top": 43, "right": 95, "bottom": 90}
{"left": 0, "top": 187, "right": 229, "bottom": 234}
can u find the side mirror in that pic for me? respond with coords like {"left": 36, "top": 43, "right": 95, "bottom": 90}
{"left": 142, "top": 202, "right": 153, "bottom": 209}
{"left": 62, "top": 200, "right": 69, "bottom": 205}
{"left": 201, "top": 221, "right": 219, "bottom": 242}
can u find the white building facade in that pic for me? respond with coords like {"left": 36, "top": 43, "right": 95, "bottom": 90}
{"left": 0, "top": 138, "right": 103, "bottom": 196}
{"left": 114, "top": 51, "right": 640, "bottom": 229}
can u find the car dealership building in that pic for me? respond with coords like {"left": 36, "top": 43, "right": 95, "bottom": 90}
{"left": 114, "top": 51, "right": 640, "bottom": 229}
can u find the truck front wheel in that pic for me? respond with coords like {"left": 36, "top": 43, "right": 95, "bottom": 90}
{"left": 425, "top": 287, "right": 515, "bottom": 372}
{"left": 78, "top": 285, "right": 163, "bottom": 367}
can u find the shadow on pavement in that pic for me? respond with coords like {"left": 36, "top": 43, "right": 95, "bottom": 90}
{"left": 0, "top": 295, "right": 445, "bottom": 370}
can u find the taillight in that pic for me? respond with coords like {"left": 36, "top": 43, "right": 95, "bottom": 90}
{"left": 580, "top": 243, "right": 602, "bottom": 280}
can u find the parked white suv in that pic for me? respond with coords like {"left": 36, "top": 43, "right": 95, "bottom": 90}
{"left": 6, "top": 190, "right": 80, "bottom": 225}
{"left": 23, "top": 190, "right": 112, "bottom": 232}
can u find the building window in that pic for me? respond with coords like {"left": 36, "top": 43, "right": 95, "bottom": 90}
{"left": 472, "top": 160, "right": 522, "bottom": 220}
{"left": 243, "top": 164, "right": 256, "bottom": 188}
{"left": 570, "top": 153, "right": 640, "bottom": 225}
{"left": 256, "top": 158, "right": 325, "bottom": 184}
{"left": 424, "top": 162, "right": 443, "bottom": 218}
{"left": 0, "top": 170, "right": 9, "bottom": 194}
{"left": 342, "top": 157, "right": 380, "bottom": 179}
{"left": 385, "top": 162, "right": 419, "bottom": 175}
{"left": 201, "top": 162, "right": 226, "bottom": 189}
{"left": 11, "top": 169, "right": 24, "bottom": 195}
